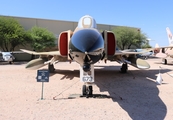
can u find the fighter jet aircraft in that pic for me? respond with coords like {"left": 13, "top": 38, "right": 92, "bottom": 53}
{"left": 0, "top": 52, "right": 15, "bottom": 64}
{"left": 21, "top": 15, "right": 150, "bottom": 97}
{"left": 153, "top": 27, "right": 173, "bottom": 64}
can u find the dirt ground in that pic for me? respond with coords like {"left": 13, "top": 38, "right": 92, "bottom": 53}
{"left": 0, "top": 57, "right": 173, "bottom": 120}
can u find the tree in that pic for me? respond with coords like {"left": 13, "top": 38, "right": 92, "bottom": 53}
{"left": 29, "top": 26, "right": 56, "bottom": 51}
{"left": 112, "top": 27, "right": 148, "bottom": 50}
{"left": 0, "top": 17, "right": 30, "bottom": 51}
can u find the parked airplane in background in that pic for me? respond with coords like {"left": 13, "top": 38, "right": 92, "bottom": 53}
{"left": 153, "top": 27, "right": 173, "bottom": 64}
{"left": 21, "top": 15, "right": 150, "bottom": 97}
{"left": 0, "top": 52, "right": 15, "bottom": 64}
{"left": 136, "top": 49, "right": 153, "bottom": 59}
{"left": 123, "top": 49, "right": 153, "bottom": 59}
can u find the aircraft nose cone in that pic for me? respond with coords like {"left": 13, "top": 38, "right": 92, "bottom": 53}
{"left": 70, "top": 29, "right": 104, "bottom": 52}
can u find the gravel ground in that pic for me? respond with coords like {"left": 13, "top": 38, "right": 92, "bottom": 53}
{"left": 0, "top": 58, "right": 173, "bottom": 120}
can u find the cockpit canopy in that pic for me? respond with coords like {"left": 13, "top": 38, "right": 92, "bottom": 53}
{"left": 77, "top": 15, "right": 97, "bottom": 29}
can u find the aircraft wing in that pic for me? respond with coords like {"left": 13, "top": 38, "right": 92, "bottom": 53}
{"left": 114, "top": 50, "right": 149, "bottom": 55}
{"left": 20, "top": 49, "right": 65, "bottom": 70}
{"left": 144, "top": 44, "right": 173, "bottom": 51}
{"left": 156, "top": 46, "right": 173, "bottom": 49}
{"left": 143, "top": 45, "right": 173, "bottom": 58}
{"left": 107, "top": 50, "right": 150, "bottom": 69}
{"left": 20, "top": 49, "right": 61, "bottom": 56}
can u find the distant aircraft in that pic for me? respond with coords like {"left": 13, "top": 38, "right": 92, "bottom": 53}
{"left": 153, "top": 27, "right": 173, "bottom": 64}
{"left": 0, "top": 52, "right": 15, "bottom": 64}
{"left": 136, "top": 49, "right": 153, "bottom": 59}
{"left": 123, "top": 49, "right": 153, "bottom": 59}
{"left": 21, "top": 15, "right": 150, "bottom": 96}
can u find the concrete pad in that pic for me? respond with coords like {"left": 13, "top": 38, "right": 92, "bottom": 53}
{"left": 0, "top": 58, "right": 173, "bottom": 119}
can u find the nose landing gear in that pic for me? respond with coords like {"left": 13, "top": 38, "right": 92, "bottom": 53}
{"left": 82, "top": 85, "right": 93, "bottom": 98}
{"left": 80, "top": 64, "right": 94, "bottom": 98}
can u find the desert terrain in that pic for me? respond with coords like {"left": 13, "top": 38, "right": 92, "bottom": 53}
{"left": 0, "top": 57, "right": 173, "bottom": 120}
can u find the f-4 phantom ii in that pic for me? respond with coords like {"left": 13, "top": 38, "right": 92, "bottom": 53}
{"left": 21, "top": 15, "right": 150, "bottom": 96}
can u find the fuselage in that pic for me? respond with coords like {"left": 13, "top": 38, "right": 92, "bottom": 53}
{"left": 164, "top": 48, "right": 173, "bottom": 58}
{"left": 155, "top": 48, "right": 173, "bottom": 58}
{"left": 68, "top": 15, "right": 104, "bottom": 71}
{"left": 69, "top": 28, "right": 104, "bottom": 64}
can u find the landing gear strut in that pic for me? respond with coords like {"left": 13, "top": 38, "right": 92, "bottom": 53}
{"left": 121, "top": 63, "right": 127, "bottom": 73}
{"left": 80, "top": 64, "right": 94, "bottom": 98}
{"left": 48, "top": 63, "right": 55, "bottom": 73}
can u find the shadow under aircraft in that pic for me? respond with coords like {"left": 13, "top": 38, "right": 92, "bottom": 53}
{"left": 94, "top": 65, "right": 168, "bottom": 120}
{"left": 50, "top": 64, "right": 168, "bottom": 120}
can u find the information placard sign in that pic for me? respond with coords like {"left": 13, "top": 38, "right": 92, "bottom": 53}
{"left": 37, "top": 69, "right": 49, "bottom": 82}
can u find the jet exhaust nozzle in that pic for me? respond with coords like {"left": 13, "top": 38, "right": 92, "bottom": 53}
{"left": 25, "top": 58, "right": 47, "bottom": 70}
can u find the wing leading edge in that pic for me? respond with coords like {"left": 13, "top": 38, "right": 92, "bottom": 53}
{"left": 20, "top": 49, "right": 60, "bottom": 56}
{"left": 106, "top": 49, "right": 150, "bottom": 69}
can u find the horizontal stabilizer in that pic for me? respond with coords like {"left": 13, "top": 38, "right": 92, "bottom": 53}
{"left": 25, "top": 58, "right": 47, "bottom": 69}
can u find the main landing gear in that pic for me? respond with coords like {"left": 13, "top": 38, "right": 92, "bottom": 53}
{"left": 82, "top": 85, "right": 93, "bottom": 98}
{"left": 48, "top": 63, "right": 55, "bottom": 73}
{"left": 121, "top": 63, "right": 127, "bottom": 73}
{"left": 162, "top": 58, "right": 167, "bottom": 64}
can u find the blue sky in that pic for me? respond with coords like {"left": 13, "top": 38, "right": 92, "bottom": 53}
{"left": 0, "top": 0, "right": 173, "bottom": 47}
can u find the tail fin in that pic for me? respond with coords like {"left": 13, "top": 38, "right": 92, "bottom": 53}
{"left": 155, "top": 43, "right": 159, "bottom": 48}
{"left": 166, "top": 27, "right": 173, "bottom": 46}
{"left": 154, "top": 43, "right": 160, "bottom": 54}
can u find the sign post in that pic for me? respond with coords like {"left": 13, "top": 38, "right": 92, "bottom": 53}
{"left": 36, "top": 69, "right": 49, "bottom": 100}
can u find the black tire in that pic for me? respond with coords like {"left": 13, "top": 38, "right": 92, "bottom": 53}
{"left": 48, "top": 64, "right": 55, "bottom": 73}
{"left": 82, "top": 85, "right": 87, "bottom": 96}
{"left": 121, "top": 63, "right": 127, "bottom": 73}
{"left": 164, "top": 59, "right": 167, "bottom": 64}
{"left": 88, "top": 86, "right": 93, "bottom": 96}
